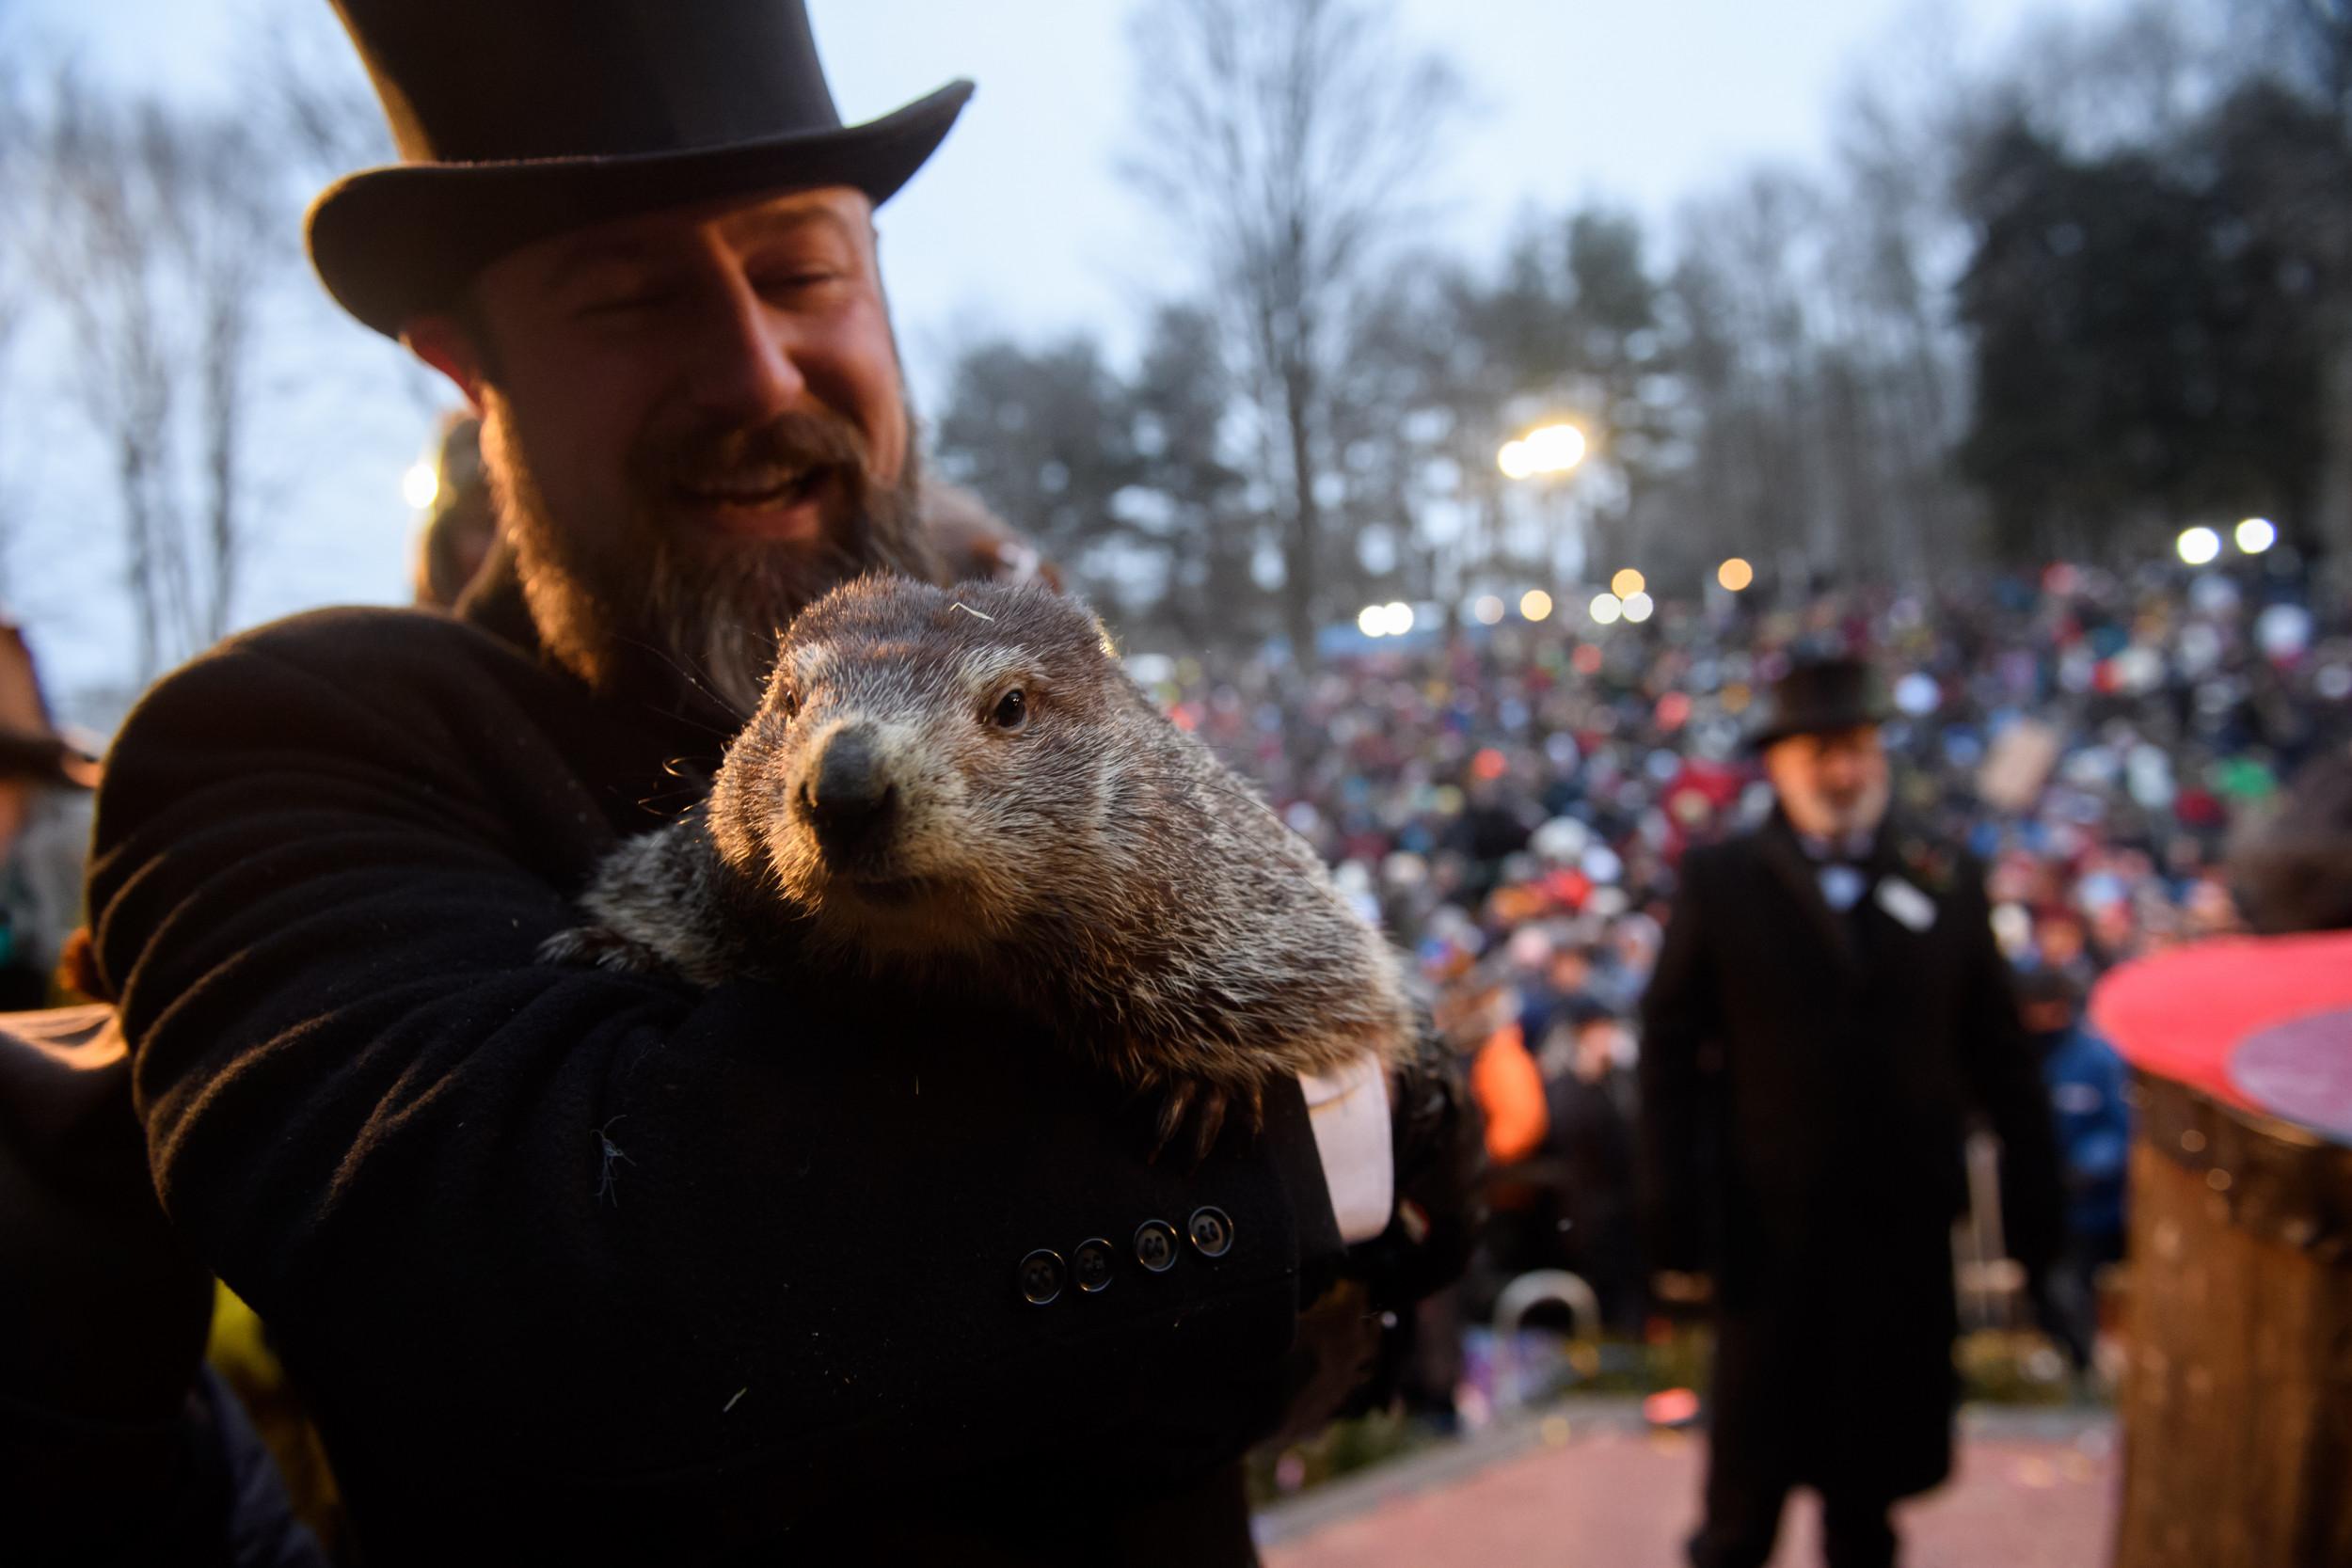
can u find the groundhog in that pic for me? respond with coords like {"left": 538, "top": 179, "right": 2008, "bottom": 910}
{"left": 544, "top": 574, "right": 1416, "bottom": 1151}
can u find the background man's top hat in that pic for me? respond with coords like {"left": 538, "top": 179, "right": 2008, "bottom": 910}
{"left": 1747, "top": 655, "right": 1889, "bottom": 751}
{"left": 308, "top": 0, "right": 971, "bottom": 338}
{"left": 0, "top": 626, "right": 96, "bottom": 791}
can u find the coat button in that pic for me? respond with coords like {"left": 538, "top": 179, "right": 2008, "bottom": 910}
{"left": 1073, "top": 1238, "right": 1115, "bottom": 1293}
{"left": 1018, "top": 1248, "right": 1064, "bottom": 1306}
{"left": 1134, "top": 1219, "right": 1179, "bottom": 1274}
{"left": 1187, "top": 1206, "right": 1234, "bottom": 1259}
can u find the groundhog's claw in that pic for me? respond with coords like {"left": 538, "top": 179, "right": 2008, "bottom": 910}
{"left": 538, "top": 924, "right": 672, "bottom": 974}
{"left": 1150, "top": 1078, "right": 1266, "bottom": 1165}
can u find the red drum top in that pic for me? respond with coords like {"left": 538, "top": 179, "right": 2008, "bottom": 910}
{"left": 2092, "top": 931, "right": 2352, "bottom": 1139}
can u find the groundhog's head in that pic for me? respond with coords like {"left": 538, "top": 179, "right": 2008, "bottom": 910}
{"left": 707, "top": 574, "right": 1142, "bottom": 955}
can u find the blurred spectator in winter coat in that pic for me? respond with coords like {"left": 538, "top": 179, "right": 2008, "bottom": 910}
{"left": 1534, "top": 998, "right": 1643, "bottom": 1334}
{"left": 2018, "top": 967, "right": 2130, "bottom": 1374}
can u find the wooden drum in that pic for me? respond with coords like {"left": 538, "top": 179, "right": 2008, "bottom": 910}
{"left": 2093, "top": 933, "right": 2352, "bottom": 1568}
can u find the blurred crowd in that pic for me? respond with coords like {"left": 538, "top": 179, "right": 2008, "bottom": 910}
{"left": 1137, "top": 553, "right": 2351, "bottom": 1386}
{"left": 9, "top": 491, "right": 2344, "bottom": 1404}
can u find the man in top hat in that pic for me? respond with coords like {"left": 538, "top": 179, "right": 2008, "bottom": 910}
{"left": 1638, "top": 654, "right": 2062, "bottom": 1568}
{"left": 79, "top": 4, "right": 1470, "bottom": 1560}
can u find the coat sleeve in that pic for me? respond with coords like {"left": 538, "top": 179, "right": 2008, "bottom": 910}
{"left": 83, "top": 616, "right": 1317, "bottom": 1537}
{"left": 1636, "top": 846, "right": 1723, "bottom": 1275}
{"left": 1951, "top": 868, "right": 2066, "bottom": 1276}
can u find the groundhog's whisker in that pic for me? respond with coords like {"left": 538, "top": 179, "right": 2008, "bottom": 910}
{"left": 614, "top": 634, "right": 758, "bottom": 734}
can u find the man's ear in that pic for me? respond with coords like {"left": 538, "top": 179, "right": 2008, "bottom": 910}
{"left": 404, "top": 312, "right": 488, "bottom": 414}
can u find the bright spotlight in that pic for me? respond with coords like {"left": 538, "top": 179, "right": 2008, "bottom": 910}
{"left": 1718, "top": 557, "right": 1754, "bottom": 592}
{"left": 1500, "top": 422, "right": 1587, "bottom": 480}
{"left": 1473, "top": 594, "right": 1504, "bottom": 626}
{"left": 1520, "top": 589, "right": 1554, "bottom": 622}
{"left": 1611, "top": 567, "right": 1645, "bottom": 598}
{"left": 403, "top": 461, "right": 440, "bottom": 511}
{"left": 1622, "top": 591, "right": 1655, "bottom": 623}
{"left": 1358, "top": 606, "right": 1387, "bottom": 638}
{"left": 2176, "top": 526, "right": 2222, "bottom": 567}
{"left": 1589, "top": 593, "right": 1624, "bottom": 626}
{"left": 1526, "top": 423, "right": 1586, "bottom": 472}
{"left": 1386, "top": 601, "right": 1416, "bottom": 636}
{"left": 2235, "top": 517, "right": 2277, "bottom": 555}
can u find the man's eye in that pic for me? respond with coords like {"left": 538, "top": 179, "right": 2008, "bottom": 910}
{"left": 578, "top": 287, "right": 678, "bottom": 318}
{"left": 755, "top": 268, "right": 840, "bottom": 297}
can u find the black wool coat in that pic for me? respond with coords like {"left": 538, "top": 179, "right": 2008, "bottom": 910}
{"left": 84, "top": 561, "right": 1369, "bottom": 1565}
{"left": 1636, "top": 811, "right": 2063, "bottom": 1502}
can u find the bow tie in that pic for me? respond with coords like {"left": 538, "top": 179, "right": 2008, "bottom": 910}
{"left": 1817, "top": 863, "right": 1868, "bottom": 911}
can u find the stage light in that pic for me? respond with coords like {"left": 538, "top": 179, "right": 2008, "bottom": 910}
{"left": 1498, "top": 421, "right": 1587, "bottom": 479}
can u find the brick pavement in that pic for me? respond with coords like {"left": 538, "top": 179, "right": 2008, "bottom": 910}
{"left": 1257, "top": 1402, "right": 2116, "bottom": 1567}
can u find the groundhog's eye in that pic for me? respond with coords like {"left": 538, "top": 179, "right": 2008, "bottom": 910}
{"left": 991, "top": 689, "right": 1028, "bottom": 731}
{"left": 775, "top": 687, "right": 801, "bottom": 722}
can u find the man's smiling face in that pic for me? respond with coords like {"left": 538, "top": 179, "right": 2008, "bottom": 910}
{"left": 411, "top": 184, "right": 939, "bottom": 712}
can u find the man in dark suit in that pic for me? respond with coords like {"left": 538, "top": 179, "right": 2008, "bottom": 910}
{"left": 79, "top": 4, "right": 1470, "bottom": 1560}
{"left": 1638, "top": 656, "right": 2062, "bottom": 1568}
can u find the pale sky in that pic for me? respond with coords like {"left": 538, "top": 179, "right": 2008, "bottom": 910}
{"left": 8, "top": 0, "right": 2117, "bottom": 721}
{"left": 822, "top": 0, "right": 2096, "bottom": 378}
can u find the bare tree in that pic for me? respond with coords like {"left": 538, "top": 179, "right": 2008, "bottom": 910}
{"left": 20, "top": 75, "right": 290, "bottom": 676}
{"left": 242, "top": 0, "right": 393, "bottom": 182}
{"left": 1828, "top": 31, "right": 1983, "bottom": 580}
{"left": 2218, "top": 0, "right": 2352, "bottom": 123}
{"left": 0, "top": 287, "right": 19, "bottom": 599}
{"left": 0, "top": 28, "right": 27, "bottom": 598}
{"left": 1125, "top": 0, "right": 1461, "bottom": 663}
{"left": 1661, "top": 170, "right": 1843, "bottom": 582}
{"left": 167, "top": 113, "right": 280, "bottom": 643}
{"left": 1127, "top": 302, "right": 1262, "bottom": 648}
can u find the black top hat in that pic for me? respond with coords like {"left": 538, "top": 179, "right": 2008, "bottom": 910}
{"left": 308, "top": 0, "right": 972, "bottom": 339}
{"left": 1747, "top": 655, "right": 1889, "bottom": 751}
{"left": 0, "top": 624, "right": 97, "bottom": 789}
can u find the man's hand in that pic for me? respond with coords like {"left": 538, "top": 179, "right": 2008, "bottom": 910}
{"left": 1379, "top": 1022, "right": 1482, "bottom": 1306}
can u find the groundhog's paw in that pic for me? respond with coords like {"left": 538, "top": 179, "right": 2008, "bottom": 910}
{"left": 537, "top": 923, "right": 673, "bottom": 975}
{"left": 1149, "top": 1075, "right": 1265, "bottom": 1166}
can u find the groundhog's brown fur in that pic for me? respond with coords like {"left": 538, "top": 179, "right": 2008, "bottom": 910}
{"left": 545, "top": 575, "right": 1415, "bottom": 1143}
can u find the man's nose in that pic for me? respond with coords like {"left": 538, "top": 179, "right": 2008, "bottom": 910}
{"left": 1817, "top": 752, "right": 1863, "bottom": 793}
{"left": 682, "top": 270, "right": 806, "bottom": 422}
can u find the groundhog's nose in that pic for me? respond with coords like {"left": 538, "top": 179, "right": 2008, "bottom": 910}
{"left": 800, "top": 725, "right": 897, "bottom": 848}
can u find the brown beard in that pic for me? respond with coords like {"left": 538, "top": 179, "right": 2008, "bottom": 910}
{"left": 483, "top": 394, "right": 945, "bottom": 717}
